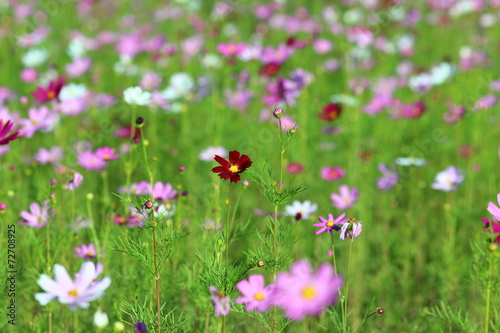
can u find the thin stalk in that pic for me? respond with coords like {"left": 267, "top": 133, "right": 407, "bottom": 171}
{"left": 152, "top": 228, "right": 161, "bottom": 333}
{"left": 87, "top": 198, "right": 101, "bottom": 258}
{"left": 343, "top": 240, "right": 354, "bottom": 332}
{"left": 484, "top": 251, "right": 494, "bottom": 333}
{"left": 225, "top": 184, "right": 233, "bottom": 266}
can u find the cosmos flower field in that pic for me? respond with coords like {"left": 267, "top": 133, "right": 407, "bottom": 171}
{"left": 1, "top": 0, "right": 500, "bottom": 332}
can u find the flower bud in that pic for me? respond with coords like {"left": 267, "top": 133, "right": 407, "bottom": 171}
{"left": 257, "top": 260, "right": 265, "bottom": 267}
{"left": 0, "top": 203, "right": 6, "bottom": 210}
{"left": 144, "top": 200, "right": 154, "bottom": 209}
{"left": 135, "top": 117, "right": 144, "bottom": 126}
{"left": 273, "top": 107, "right": 282, "bottom": 119}
{"left": 377, "top": 308, "right": 384, "bottom": 315}
{"left": 178, "top": 165, "right": 186, "bottom": 172}
{"left": 113, "top": 321, "right": 125, "bottom": 332}
{"left": 134, "top": 321, "right": 147, "bottom": 333}
{"left": 289, "top": 128, "right": 297, "bottom": 135}
{"left": 86, "top": 193, "right": 94, "bottom": 200}
{"left": 488, "top": 243, "right": 498, "bottom": 252}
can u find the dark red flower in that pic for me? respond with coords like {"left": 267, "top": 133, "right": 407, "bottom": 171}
{"left": 212, "top": 150, "right": 252, "bottom": 183}
{"left": 31, "top": 76, "right": 65, "bottom": 103}
{"left": 0, "top": 120, "right": 19, "bottom": 145}
{"left": 259, "top": 62, "right": 281, "bottom": 77}
{"left": 482, "top": 217, "right": 500, "bottom": 244}
{"left": 318, "top": 103, "right": 342, "bottom": 121}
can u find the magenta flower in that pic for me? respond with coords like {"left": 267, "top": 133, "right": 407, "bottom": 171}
{"left": 209, "top": 286, "right": 230, "bottom": 317}
{"left": 235, "top": 275, "right": 276, "bottom": 312}
{"left": 263, "top": 77, "right": 300, "bottom": 106}
{"left": 482, "top": 217, "right": 500, "bottom": 244}
{"left": 20, "top": 201, "right": 52, "bottom": 228}
{"left": 66, "top": 172, "right": 84, "bottom": 191}
{"left": 376, "top": 163, "right": 398, "bottom": 191}
{"left": 74, "top": 243, "right": 97, "bottom": 260}
{"left": 78, "top": 151, "right": 107, "bottom": 171}
{"left": 401, "top": 101, "right": 425, "bottom": 118}
{"left": 487, "top": 193, "right": 500, "bottom": 221}
{"left": 274, "top": 260, "right": 343, "bottom": 321}
{"left": 312, "top": 213, "right": 348, "bottom": 234}
{"left": 321, "top": 167, "right": 345, "bottom": 182}
{"left": 96, "top": 147, "right": 120, "bottom": 160}
{"left": 0, "top": 120, "right": 20, "bottom": 145}
{"left": 31, "top": 76, "right": 65, "bottom": 103}
{"left": 35, "top": 261, "right": 111, "bottom": 310}
{"left": 330, "top": 185, "right": 359, "bottom": 209}
{"left": 340, "top": 218, "right": 363, "bottom": 241}
{"left": 216, "top": 42, "right": 246, "bottom": 57}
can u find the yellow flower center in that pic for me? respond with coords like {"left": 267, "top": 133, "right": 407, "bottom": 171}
{"left": 47, "top": 91, "right": 56, "bottom": 99}
{"left": 302, "top": 286, "right": 316, "bottom": 300}
{"left": 86, "top": 251, "right": 94, "bottom": 257}
{"left": 326, "top": 221, "right": 335, "bottom": 227}
{"left": 253, "top": 293, "right": 264, "bottom": 301}
{"left": 68, "top": 289, "right": 78, "bottom": 297}
{"left": 229, "top": 165, "right": 240, "bottom": 173}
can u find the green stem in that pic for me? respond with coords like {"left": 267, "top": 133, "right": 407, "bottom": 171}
{"left": 87, "top": 197, "right": 101, "bottom": 259}
{"left": 330, "top": 232, "right": 338, "bottom": 276}
{"left": 343, "top": 240, "right": 354, "bottom": 332}
{"left": 152, "top": 227, "right": 162, "bottom": 333}
{"left": 484, "top": 251, "right": 493, "bottom": 333}
{"left": 225, "top": 184, "right": 233, "bottom": 266}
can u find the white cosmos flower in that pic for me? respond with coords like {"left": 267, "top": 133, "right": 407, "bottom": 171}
{"left": 161, "top": 73, "right": 195, "bottom": 101}
{"left": 285, "top": 200, "right": 318, "bottom": 220}
{"left": 199, "top": 146, "right": 228, "bottom": 162}
{"left": 22, "top": 48, "right": 48, "bottom": 67}
{"left": 395, "top": 157, "right": 426, "bottom": 166}
{"left": 59, "top": 83, "right": 88, "bottom": 101}
{"left": 123, "top": 86, "right": 151, "bottom": 106}
{"left": 93, "top": 310, "right": 109, "bottom": 328}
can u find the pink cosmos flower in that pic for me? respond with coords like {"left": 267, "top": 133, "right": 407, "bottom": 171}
{"left": 65, "top": 58, "right": 91, "bottom": 78}
{"left": 0, "top": 120, "right": 20, "bottom": 145}
{"left": 74, "top": 243, "right": 97, "bottom": 260}
{"left": 18, "top": 106, "right": 57, "bottom": 138}
{"left": 431, "top": 166, "right": 464, "bottom": 191}
{"left": 443, "top": 104, "right": 466, "bottom": 124}
{"left": 321, "top": 167, "right": 345, "bottom": 182}
{"left": 95, "top": 147, "right": 120, "bottom": 160}
{"left": 263, "top": 78, "right": 299, "bottom": 108}
{"left": 376, "top": 163, "right": 398, "bottom": 191}
{"left": 473, "top": 95, "right": 496, "bottom": 111}
{"left": 78, "top": 151, "right": 107, "bottom": 170}
{"left": 34, "top": 146, "right": 63, "bottom": 164}
{"left": 20, "top": 68, "right": 38, "bottom": 83}
{"left": 152, "top": 182, "right": 177, "bottom": 202}
{"left": 35, "top": 261, "right": 111, "bottom": 310}
{"left": 312, "top": 38, "right": 333, "bottom": 54}
{"left": 312, "top": 213, "right": 348, "bottom": 234}
{"left": 482, "top": 217, "right": 500, "bottom": 244}
{"left": 331, "top": 185, "right": 359, "bottom": 209}
{"left": 274, "top": 260, "right": 343, "bottom": 321}
{"left": 66, "top": 172, "right": 84, "bottom": 191}
{"left": 235, "top": 275, "right": 276, "bottom": 312}
{"left": 401, "top": 101, "right": 426, "bottom": 119}
{"left": 340, "top": 218, "right": 363, "bottom": 241}
{"left": 487, "top": 193, "right": 500, "bottom": 221}
{"left": 217, "top": 42, "right": 246, "bottom": 57}
{"left": 209, "top": 286, "right": 230, "bottom": 317}
{"left": 20, "top": 201, "right": 52, "bottom": 228}
{"left": 261, "top": 44, "right": 292, "bottom": 64}
{"left": 286, "top": 163, "right": 303, "bottom": 174}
